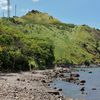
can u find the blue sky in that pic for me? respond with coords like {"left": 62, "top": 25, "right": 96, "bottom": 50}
{"left": 0, "top": 0, "right": 100, "bottom": 28}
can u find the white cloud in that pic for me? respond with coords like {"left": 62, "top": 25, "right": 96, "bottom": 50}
{"left": 32, "top": 0, "right": 39, "bottom": 3}
{"left": 0, "top": 0, "right": 12, "bottom": 11}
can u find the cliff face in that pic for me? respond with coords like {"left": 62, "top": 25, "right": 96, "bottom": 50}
{"left": 0, "top": 10, "right": 100, "bottom": 71}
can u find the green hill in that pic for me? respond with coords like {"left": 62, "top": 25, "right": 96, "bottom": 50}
{"left": 0, "top": 10, "right": 100, "bottom": 71}
{"left": 22, "top": 10, "right": 60, "bottom": 24}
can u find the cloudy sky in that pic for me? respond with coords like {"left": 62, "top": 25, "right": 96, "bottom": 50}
{"left": 0, "top": 0, "right": 100, "bottom": 28}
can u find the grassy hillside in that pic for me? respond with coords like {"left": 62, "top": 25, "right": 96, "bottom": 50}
{"left": 0, "top": 10, "right": 100, "bottom": 71}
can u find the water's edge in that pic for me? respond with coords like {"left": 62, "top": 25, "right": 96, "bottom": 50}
{"left": 51, "top": 67, "right": 100, "bottom": 100}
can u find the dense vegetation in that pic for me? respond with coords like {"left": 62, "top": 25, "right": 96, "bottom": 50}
{"left": 0, "top": 10, "right": 100, "bottom": 71}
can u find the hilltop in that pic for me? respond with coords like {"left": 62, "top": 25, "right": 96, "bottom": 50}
{"left": 0, "top": 10, "right": 100, "bottom": 71}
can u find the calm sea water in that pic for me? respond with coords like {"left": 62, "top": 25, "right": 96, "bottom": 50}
{"left": 51, "top": 68, "right": 100, "bottom": 100}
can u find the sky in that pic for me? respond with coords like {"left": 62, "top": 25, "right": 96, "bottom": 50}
{"left": 0, "top": 0, "right": 100, "bottom": 28}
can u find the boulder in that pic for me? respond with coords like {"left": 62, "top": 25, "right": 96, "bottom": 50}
{"left": 92, "top": 88, "right": 96, "bottom": 90}
{"left": 89, "top": 71, "right": 92, "bottom": 74}
{"left": 41, "top": 80, "right": 46, "bottom": 83}
{"left": 58, "top": 88, "right": 62, "bottom": 91}
{"left": 80, "top": 80, "right": 86, "bottom": 84}
{"left": 47, "top": 90, "right": 60, "bottom": 95}
{"left": 80, "top": 87, "right": 85, "bottom": 92}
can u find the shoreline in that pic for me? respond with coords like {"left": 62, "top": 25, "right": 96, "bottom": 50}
{"left": 0, "top": 68, "right": 69, "bottom": 100}
{"left": 0, "top": 65, "right": 99, "bottom": 100}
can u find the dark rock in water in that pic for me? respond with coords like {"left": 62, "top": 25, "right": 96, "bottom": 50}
{"left": 48, "top": 84, "right": 50, "bottom": 86}
{"left": 81, "top": 92, "right": 84, "bottom": 94}
{"left": 80, "top": 87, "right": 85, "bottom": 91}
{"left": 58, "top": 88, "right": 62, "bottom": 91}
{"left": 80, "top": 69, "right": 86, "bottom": 72}
{"left": 54, "top": 87, "right": 57, "bottom": 89}
{"left": 86, "top": 93, "right": 88, "bottom": 95}
{"left": 65, "top": 77, "right": 78, "bottom": 84}
{"left": 89, "top": 71, "right": 92, "bottom": 74}
{"left": 70, "top": 73, "right": 80, "bottom": 77}
{"left": 77, "top": 83, "right": 80, "bottom": 85}
{"left": 92, "top": 88, "right": 97, "bottom": 90}
{"left": 80, "top": 80, "right": 86, "bottom": 84}
{"left": 80, "top": 83, "right": 85, "bottom": 86}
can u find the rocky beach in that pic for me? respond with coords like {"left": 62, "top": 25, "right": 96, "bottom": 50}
{"left": 0, "top": 66, "right": 100, "bottom": 100}
{"left": 0, "top": 68, "right": 69, "bottom": 100}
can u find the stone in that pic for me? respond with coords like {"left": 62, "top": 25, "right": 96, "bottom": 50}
{"left": 80, "top": 87, "right": 85, "bottom": 91}
{"left": 17, "top": 78, "right": 20, "bottom": 81}
{"left": 92, "top": 88, "right": 96, "bottom": 90}
{"left": 70, "top": 73, "right": 80, "bottom": 77}
{"left": 58, "top": 88, "right": 62, "bottom": 91}
{"left": 41, "top": 80, "right": 46, "bottom": 83}
{"left": 80, "top": 80, "right": 86, "bottom": 84}
{"left": 47, "top": 90, "right": 60, "bottom": 95}
{"left": 89, "top": 71, "right": 92, "bottom": 74}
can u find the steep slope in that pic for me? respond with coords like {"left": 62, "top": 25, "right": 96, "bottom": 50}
{"left": 0, "top": 10, "right": 100, "bottom": 71}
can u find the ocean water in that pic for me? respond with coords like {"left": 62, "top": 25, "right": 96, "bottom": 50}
{"left": 51, "top": 68, "right": 100, "bottom": 100}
